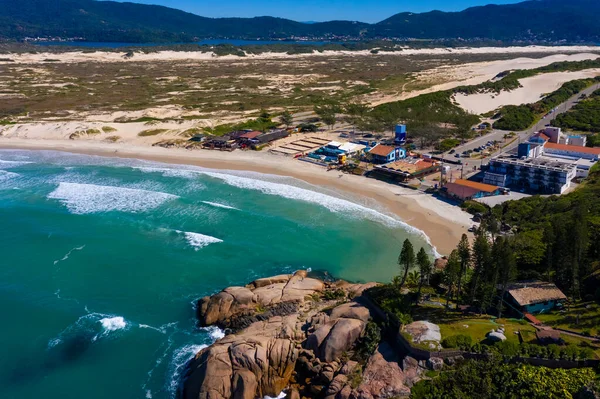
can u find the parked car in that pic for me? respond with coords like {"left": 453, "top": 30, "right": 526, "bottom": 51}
{"left": 449, "top": 149, "right": 456, "bottom": 154}
{"left": 454, "top": 153, "right": 461, "bottom": 158}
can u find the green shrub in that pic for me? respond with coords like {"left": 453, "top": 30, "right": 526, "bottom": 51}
{"left": 442, "top": 334, "right": 473, "bottom": 350}
{"left": 138, "top": 129, "right": 169, "bottom": 137}
{"left": 101, "top": 126, "right": 117, "bottom": 133}
{"left": 355, "top": 321, "right": 381, "bottom": 361}
{"left": 461, "top": 200, "right": 488, "bottom": 215}
{"left": 323, "top": 289, "right": 346, "bottom": 300}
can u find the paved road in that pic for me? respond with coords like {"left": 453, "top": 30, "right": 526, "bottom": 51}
{"left": 442, "top": 82, "right": 600, "bottom": 172}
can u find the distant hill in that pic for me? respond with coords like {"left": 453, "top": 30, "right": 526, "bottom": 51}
{"left": 1, "top": 0, "right": 599, "bottom": 43}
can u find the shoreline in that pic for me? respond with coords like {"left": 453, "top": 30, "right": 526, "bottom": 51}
{"left": 0, "top": 138, "right": 474, "bottom": 255}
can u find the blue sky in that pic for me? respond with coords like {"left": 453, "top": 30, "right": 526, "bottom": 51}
{"left": 119, "top": 0, "right": 522, "bottom": 23}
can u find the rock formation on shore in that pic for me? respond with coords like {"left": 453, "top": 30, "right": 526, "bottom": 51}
{"left": 181, "top": 271, "right": 425, "bottom": 399}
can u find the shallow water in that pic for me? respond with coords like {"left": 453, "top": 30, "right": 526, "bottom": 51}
{"left": 0, "top": 150, "right": 434, "bottom": 399}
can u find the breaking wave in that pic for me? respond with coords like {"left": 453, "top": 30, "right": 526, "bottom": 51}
{"left": 47, "top": 313, "right": 130, "bottom": 349}
{"left": 201, "top": 201, "right": 239, "bottom": 210}
{"left": 0, "top": 170, "right": 19, "bottom": 182}
{"left": 200, "top": 326, "right": 225, "bottom": 341}
{"left": 167, "top": 344, "right": 208, "bottom": 396}
{"left": 47, "top": 182, "right": 179, "bottom": 214}
{"left": 176, "top": 230, "right": 223, "bottom": 250}
{"left": 0, "top": 159, "right": 32, "bottom": 168}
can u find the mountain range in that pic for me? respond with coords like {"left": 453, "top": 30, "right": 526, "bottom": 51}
{"left": 1, "top": 0, "right": 599, "bottom": 43}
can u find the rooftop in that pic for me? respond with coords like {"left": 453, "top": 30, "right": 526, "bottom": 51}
{"left": 545, "top": 142, "right": 600, "bottom": 156}
{"left": 449, "top": 179, "right": 499, "bottom": 193}
{"left": 507, "top": 281, "right": 567, "bottom": 307}
{"left": 377, "top": 157, "right": 438, "bottom": 175}
{"left": 492, "top": 154, "right": 577, "bottom": 173}
{"left": 239, "top": 131, "right": 262, "bottom": 139}
{"left": 368, "top": 144, "right": 396, "bottom": 157}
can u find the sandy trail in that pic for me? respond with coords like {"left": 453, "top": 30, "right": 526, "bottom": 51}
{"left": 0, "top": 137, "right": 474, "bottom": 255}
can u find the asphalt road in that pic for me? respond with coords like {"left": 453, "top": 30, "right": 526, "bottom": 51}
{"left": 442, "top": 82, "right": 600, "bottom": 172}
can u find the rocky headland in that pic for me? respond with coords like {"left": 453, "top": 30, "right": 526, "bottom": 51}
{"left": 181, "top": 271, "right": 427, "bottom": 399}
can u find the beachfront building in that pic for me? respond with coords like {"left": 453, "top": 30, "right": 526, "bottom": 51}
{"left": 444, "top": 179, "right": 501, "bottom": 201}
{"left": 367, "top": 144, "right": 406, "bottom": 164}
{"left": 484, "top": 154, "right": 577, "bottom": 194}
{"left": 372, "top": 157, "right": 440, "bottom": 181}
{"left": 504, "top": 281, "right": 567, "bottom": 314}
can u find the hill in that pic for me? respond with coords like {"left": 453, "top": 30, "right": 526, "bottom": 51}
{"left": 0, "top": 0, "right": 599, "bottom": 43}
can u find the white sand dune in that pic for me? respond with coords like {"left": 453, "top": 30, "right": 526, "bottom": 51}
{"left": 454, "top": 69, "right": 600, "bottom": 114}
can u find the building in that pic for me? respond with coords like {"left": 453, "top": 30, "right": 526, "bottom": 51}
{"left": 368, "top": 144, "right": 406, "bottom": 164}
{"left": 394, "top": 124, "right": 407, "bottom": 144}
{"left": 444, "top": 179, "right": 501, "bottom": 201}
{"left": 373, "top": 157, "right": 440, "bottom": 181}
{"left": 256, "top": 129, "right": 290, "bottom": 144}
{"left": 484, "top": 155, "right": 577, "bottom": 194}
{"left": 505, "top": 281, "right": 567, "bottom": 314}
{"left": 543, "top": 142, "right": 600, "bottom": 161}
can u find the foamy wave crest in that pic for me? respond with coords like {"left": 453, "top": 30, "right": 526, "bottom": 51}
{"left": 176, "top": 230, "right": 223, "bottom": 250}
{"left": 264, "top": 392, "right": 287, "bottom": 399}
{"left": 201, "top": 201, "right": 239, "bottom": 210}
{"left": 200, "top": 326, "right": 225, "bottom": 341}
{"left": 0, "top": 159, "right": 32, "bottom": 168}
{"left": 53, "top": 245, "right": 85, "bottom": 265}
{"left": 48, "top": 182, "right": 179, "bottom": 214}
{"left": 47, "top": 313, "right": 129, "bottom": 349}
{"left": 168, "top": 344, "right": 208, "bottom": 396}
{"left": 0, "top": 170, "right": 19, "bottom": 182}
{"left": 136, "top": 166, "right": 203, "bottom": 180}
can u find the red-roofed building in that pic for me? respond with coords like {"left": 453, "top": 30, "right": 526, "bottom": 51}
{"left": 444, "top": 179, "right": 501, "bottom": 201}
{"left": 544, "top": 142, "right": 600, "bottom": 161}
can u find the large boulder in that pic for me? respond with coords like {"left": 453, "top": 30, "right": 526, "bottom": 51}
{"left": 197, "top": 272, "right": 324, "bottom": 327}
{"left": 404, "top": 321, "right": 441, "bottom": 344}
{"left": 306, "top": 317, "right": 365, "bottom": 362}
{"left": 354, "top": 342, "right": 411, "bottom": 399}
{"left": 182, "top": 336, "right": 298, "bottom": 399}
{"left": 330, "top": 302, "right": 371, "bottom": 323}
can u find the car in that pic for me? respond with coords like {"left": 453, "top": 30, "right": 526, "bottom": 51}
{"left": 454, "top": 153, "right": 461, "bottom": 158}
{"left": 468, "top": 226, "right": 477, "bottom": 232}
{"left": 449, "top": 149, "right": 456, "bottom": 154}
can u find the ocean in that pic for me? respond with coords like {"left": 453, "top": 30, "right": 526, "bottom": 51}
{"left": 0, "top": 149, "right": 434, "bottom": 399}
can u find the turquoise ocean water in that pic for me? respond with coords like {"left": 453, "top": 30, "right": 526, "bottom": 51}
{"left": 0, "top": 150, "right": 435, "bottom": 399}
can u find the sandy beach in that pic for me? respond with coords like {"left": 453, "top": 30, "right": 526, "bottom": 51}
{"left": 0, "top": 138, "right": 473, "bottom": 255}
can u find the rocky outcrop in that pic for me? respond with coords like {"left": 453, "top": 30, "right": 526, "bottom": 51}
{"left": 197, "top": 271, "right": 325, "bottom": 328}
{"left": 183, "top": 272, "right": 423, "bottom": 399}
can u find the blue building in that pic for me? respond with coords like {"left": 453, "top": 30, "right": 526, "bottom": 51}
{"left": 394, "top": 124, "right": 407, "bottom": 145}
{"left": 368, "top": 144, "right": 406, "bottom": 164}
{"left": 505, "top": 281, "right": 567, "bottom": 315}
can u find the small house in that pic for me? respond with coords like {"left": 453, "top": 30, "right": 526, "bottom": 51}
{"left": 368, "top": 144, "right": 405, "bottom": 164}
{"left": 256, "top": 129, "right": 290, "bottom": 144}
{"left": 444, "top": 179, "right": 501, "bottom": 201}
{"left": 505, "top": 281, "right": 567, "bottom": 314}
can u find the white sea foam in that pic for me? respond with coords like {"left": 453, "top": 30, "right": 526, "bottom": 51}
{"left": 201, "top": 201, "right": 239, "bottom": 210}
{"left": 0, "top": 170, "right": 19, "bottom": 182}
{"left": 0, "top": 159, "right": 32, "bottom": 168}
{"left": 136, "top": 166, "right": 202, "bottom": 180}
{"left": 264, "top": 392, "right": 287, "bottom": 399}
{"left": 200, "top": 326, "right": 225, "bottom": 341}
{"left": 99, "top": 316, "right": 127, "bottom": 332}
{"left": 176, "top": 230, "right": 223, "bottom": 250}
{"left": 168, "top": 344, "right": 208, "bottom": 395}
{"left": 53, "top": 245, "right": 85, "bottom": 265}
{"left": 48, "top": 182, "right": 179, "bottom": 214}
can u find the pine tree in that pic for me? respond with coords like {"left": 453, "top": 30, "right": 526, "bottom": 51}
{"left": 456, "top": 234, "right": 471, "bottom": 307}
{"left": 444, "top": 250, "right": 461, "bottom": 309}
{"left": 468, "top": 226, "right": 492, "bottom": 307}
{"left": 416, "top": 247, "right": 433, "bottom": 301}
{"left": 280, "top": 110, "right": 294, "bottom": 129}
{"left": 496, "top": 237, "right": 517, "bottom": 318}
{"left": 397, "top": 239, "right": 416, "bottom": 291}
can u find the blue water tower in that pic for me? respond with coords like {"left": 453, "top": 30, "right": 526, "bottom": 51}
{"left": 395, "top": 124, "right": 407, "bottom": 144}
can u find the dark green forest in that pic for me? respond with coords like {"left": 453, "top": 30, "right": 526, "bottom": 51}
{"left": 554, "top": 89, "right": 600, "bottom": 133}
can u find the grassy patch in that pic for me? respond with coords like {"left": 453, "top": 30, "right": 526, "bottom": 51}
{"left": 536, "top": 302, "right": 600, "bottom": 336}
{"left": 101, "top": 126, "right": 117, "bottom": 133}
{"left": 104, "top": 135, "right": 121, "bottom": 143}
{"left": 138, "top": 129, "right": 169, "bottom": 137}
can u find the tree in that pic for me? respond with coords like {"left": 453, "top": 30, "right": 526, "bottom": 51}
{"left": 280, "top": 110, "right": 293, "bottom": 128}
{"left": 468, "top": 226, "right": 491, "bottom": 308}
{"left": 344, "top": 101, "right": 369, "bottom": 132}
{"left": 397, "top": 239, "right": 416, "bottom": 291}
{"left": 314, "top": 103, "right": 339, "bottom": 131}
{"left": 495, "top": 237, "right": 517, "bottom": 318}
{"left": 443, "top": 250, "right": 461, "bottom": 309}
{"left": 321, "top": 112, "right": 337, "bottom": 131}
{"left": 416, "top": 247, "right": 433, "bottom": 301}
{"left": 456, "top": 234, "right": 471, "bottom": 307}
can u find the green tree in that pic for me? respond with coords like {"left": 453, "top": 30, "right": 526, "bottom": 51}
{"left": 344, "top": 101, "right": 369, "bottom": 132}
{"left": 416, "top": 247, "right": 433, "bottom": 301}
{"left": 495, "top": 237, "right": 517, "bottom": 318}
{"left": 280, "top": 110, "right": 293, "bottom": 128}
{"left": 321, "top": 112, "right": 337, "bottom": 131}
{"left": 468, "top": 226, "right": 491, "bottom": 308}
{"left": 397, "top": 239, "right": 416, "bottom": 291}
{"left": 443, "top": 250, "right": 461, "bottom": 309}
{"left": 456, "top": 234, "right": 471, "bottom": 307}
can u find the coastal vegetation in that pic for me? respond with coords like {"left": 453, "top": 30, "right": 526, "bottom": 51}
{"left": 554, "top": 89, "right": 600, "bottom": 133}
{"left": 411, "top": 359, "right": 597, "bottom": 399}
{"left": 493, "top": 77, "right": 600, "bottom": 130}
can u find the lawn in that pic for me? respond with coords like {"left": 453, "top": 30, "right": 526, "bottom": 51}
{"left": 536, "top": 302, "right": 600, "bottom": 337}
{"left": 413, "top": 305, "right": 536, "bottom": 345}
